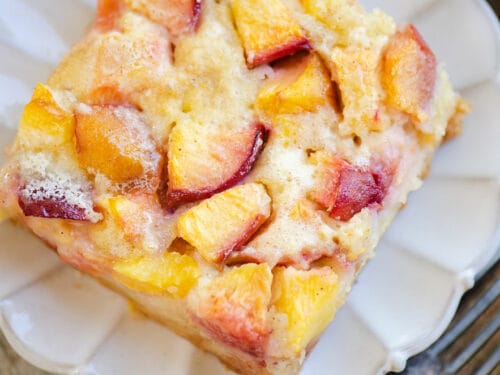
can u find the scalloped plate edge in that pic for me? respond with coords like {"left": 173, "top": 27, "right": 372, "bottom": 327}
{"left": 378, "top": 198, "right": 500, "bottom": 373}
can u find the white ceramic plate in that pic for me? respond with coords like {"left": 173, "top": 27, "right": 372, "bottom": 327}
{"left": 0, "top": 1, "right": 499, "bottom": 374}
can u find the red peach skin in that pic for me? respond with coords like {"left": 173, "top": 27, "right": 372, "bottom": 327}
{"left": 166, "top": 123, "right": 269, "bottom": 209}
{"left": 232, "top": 0, "right": 310, "bottom": 68}
{"left": 312, "top": 157, "right": 394, "bottom": 221}
{"left": 18, "top": 195, "right": 89, "bottom": 220}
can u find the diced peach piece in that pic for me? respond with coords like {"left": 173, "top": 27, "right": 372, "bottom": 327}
{"left": 75, "top": 105, "right": 161, "bottom": 186}
{"left": 382, "top": 24, "right": 437, "bottom": 123}
{"left": 310, "top": 153, "right": 392, "bottom": 221}
{"left": 272, "top": 266, "right": 339, "bottom": 354}
{"left": 94, "top": 0, "right": 125, "bottom": 32}
{"left": 99, "top": 195, "right": 153, "bottom": 246}
{"left": 177, "top": 183, "right": 271, "bottom": 263}
{"left": 18, "top": 195, "right": 88, "bottom": 221}
{"left": 194, "top": 263, "right": 272, "bottom": 356}
{"left": 17, "top": 180, "right": 100, "bottom": 222}
{"left": 125, "top": 0, "right": 203, "bottom": 36}
{"left": 166, "top": 122, "right": 268, "bottom": 209}
{"left": 113, "top": 252, "right": 201, "bottom": 297}
{"left": 88, "top": 85, "right": 137, "bottom": 109}
{"left": 94, "top": 15, "right": 172, "bottom": 95}
{"left": 93, "top": 193, "right": 177, "bottom": 258}
{"left": 106, "top": 195, "right": 142, "bottom": 227}
{"left": 332, "top": 48, "right": 383, "bottom": 132}
{"left": 329, "top": 166, "right": 382, "bottom": 221}
{"left": 257, "top": 53, "right": 335, "bottom": 114}
{"left": 17, "top": 83, "right": 75, "bottom": 151}
{"left": 232, "top": 0, "right": 310, "bottom": 68}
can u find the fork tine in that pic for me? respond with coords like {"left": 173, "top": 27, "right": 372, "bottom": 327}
{"left": 443, "top": 315, "right": 500, "bottom": 374}
{"left": 429, "top": 280, "right": 499, "bottom": 357}
{"left": 475, "top": 346, "right": 500, "bottom": 375}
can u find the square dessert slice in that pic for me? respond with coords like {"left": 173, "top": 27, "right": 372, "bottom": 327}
{"left": 0, "top": 0, "right": 469, "bottom": 374}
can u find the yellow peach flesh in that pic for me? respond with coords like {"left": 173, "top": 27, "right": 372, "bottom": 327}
{"left": 232, "top": 0, "right": 309, "bottom": 68}
{"left": 272, "top": 266, "right": 339, "bottom": 353}
{"left": 113, "top": 252, "right": 201, "bottom": 297}
{"left": 177, "top": 183, "right": 271, "bottom": 263}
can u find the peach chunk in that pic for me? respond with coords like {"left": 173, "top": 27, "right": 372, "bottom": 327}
{"left": 75, "top": 105, "right": 161, "bottom": 186}
{"left": 92, "top": 13, "right": 173, "bottom": 98}
{"left": 18, "top": 179, "right": 100, "bottom": 222}
{"left": 272, "top": 266, "right": 339, "bottom": 354}
{"left": 166, "top": 122, "right": 268, "bottom": 209}
{"left": 177, "top": 183, "right": 271, "bottom": 263}
{"left": 92, "top": 192, "right": 179, "bottom": 258}
{"left": 231, "top": 0, "right": 310, "bottom": 68}
{"left": 332, "top": 48, "right": 382, "bottom": 132}
{"left": 125, "top": 0, "right": 203, "bottom": 36}
{"left": 382, "top": 24, "right": 437, "bottom": 123}
{"left": 194, "top": 263, "right": 272, "bottom": 356}
{"left": 113, "top": 252, "right": 201, "bottom": 297}
{"left": 88, "top": 85, "right": 138, "bottom": 109}
{"left": 18, "top": 194, "right": 89, "bottom": 221}
{"left": 310, "top": 154, "right": 392, "bottom": 221}
{"left": 257, "top": 53, "right": 335, "bottom": 114}
{"left": 94, "top": 0, "right": 125, "bottom": 32}
{"left": 17, "top": 83, "right": 75, "bottom": 151}
{"left": 98, "top": 194, "right": 165, "bottom": 250}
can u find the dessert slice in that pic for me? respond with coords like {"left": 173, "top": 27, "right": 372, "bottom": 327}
{"left": 0, "top": 0, "right": 468, "bottom": 374}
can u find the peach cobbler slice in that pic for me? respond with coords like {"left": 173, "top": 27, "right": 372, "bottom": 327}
{"left": 0, "top": 0, "right": 468, "bottom": 374}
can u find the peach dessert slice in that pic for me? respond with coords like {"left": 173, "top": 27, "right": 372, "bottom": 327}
{"left": 177, "top": 183, "right": 271, "bottom": 263}
{"left": 382, "top": 24, "right": 437, "bottom": 123}
{"left": 257, "top": 53, "right": 335, "bottom": 115}
{"left": 165, "top": 122, "right": 268, "bottom": 209}
{"left": 0, "top": 0, "right": 469, "bottom": 373}
{"left": 75, "top": 105, "right": 161, "bottom": 187}
{"left": 193, "top": 263, "right": 273, "bottom": 357}
{"left": 231, "top": 0, "right": 310, "bottom": 68}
